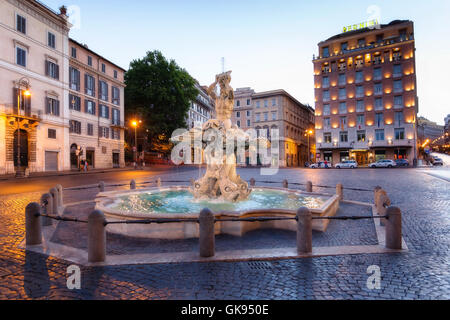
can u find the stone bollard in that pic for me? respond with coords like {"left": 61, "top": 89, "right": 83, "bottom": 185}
{"left": 130, "top": 179, "right": 136, "bottom": 190}
{"left": 336, "top": 183, "right": 343, "bottom": 201}
{"left": 306, "top": 181, "right": 313, "bottom": 193}
{"left": 283, "top": 180, "right": 289, "bottom": 189}
{"left": 385, "top": 206, "right": 402, "bottom": 250}
{"left": 49, "top": 187, "right": 59, "bottom": 216}
{"left": 40, "top": 193, "right": 53, "bottom": 226}
{"left": 199, "top": 208, "right": 215, "bottom": 258}
{"left": 297, "top": 207, "right": 312, "bottom": 254}
{"left": 375, "top": 187, "right": 390, "bottom": 226}
{"left": 26, "top": 202, "right": 42, "bottom": 245}
{"left": 88, "top": 210, "right": 107, "bottom": 263}
{"left": 99, "top": 181, "right": 105, "bottom": 192}
{"left": 156, "top": 178, "right": 162, "bottom": 188}
{"left": 56, "top": 184, "right": 63, "bottom": 209}
{"left": 250, "top": 178, "right": 256, "bottom": 187}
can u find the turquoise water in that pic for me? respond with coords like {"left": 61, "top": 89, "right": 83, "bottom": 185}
{"left": 111, "top": 189, "right": 327, "bottom": 214}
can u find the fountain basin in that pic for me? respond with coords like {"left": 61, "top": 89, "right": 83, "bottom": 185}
{"left": 95, "top": 187, "right": 340, "bottom": 239}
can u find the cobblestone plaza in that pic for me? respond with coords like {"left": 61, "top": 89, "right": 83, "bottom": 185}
{"left": 0, "top": 166, "right": 449, "bottom": 300}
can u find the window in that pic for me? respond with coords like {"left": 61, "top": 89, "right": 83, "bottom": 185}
{"left": 375, "top": 113, "right": 384, "bottom": 127}
{"left": 112, "top": 87, "right": 120, "bottom": 105}
{"left": 46, "top": 97, "right": 60, "bottom": 116}
{"left": 246, "top": 110, "right": 251, "bottom": 117}
{"left": 16, "top": 47, "right": 26, "bottom": 67}
{"left": 48, "top": 129, "right": 56, "bottom": 139}
{"left": 272, "top": 98, "right": 276, "bottom": 106}
{"left": 323, "top": 117, "right": 331, "bottom": 128}
{"left": 87, "top": 123, "right": 94, "bottom": 136}
{"left": 339, "top": 88, "right": 346, "bottom": 100}
{"left": 69, "top": 67, "right": 80, "bottom": 91}
{"left": 99, "top": 127, "right": 109, "bottom": 138}
{"left": 85, "top": 74, "right": 95, "bottom": 96}
{"left": 355, "top": 71, "right": 363, "bottom": 83}
{"left": 395, "top": 111, "right": 403, "bottom": 126}
{"left": 71, "top": 47, "right": 77, "bottom": 58}
{"left": 99, "top": 81, "right": 108, "bottom": 101}
{"left": 395, "top": 128, "right": 405, "bottom": 140}
{"left": 376, "top": 34, "right": 384, "bottom": 43}
{"left": 85, "top": 100, "right": 95, "bottom": 115}
{"left": 256, "top": 101, "right": 260, "bottom": 108}
{"left": 16, "top": 15, "right": 26, "bottom": 34}
{"left": 322, "top": 76, "right": 329, "bottom": 88}
{"left": 374, "top": 83, "right": 382, "bottom": 95}
{"left": 100, "top": 105, "right": 109, "bottom": 118}
{"left": 264, "top": 112, "right": 268, "bottom": 122}
{"left": 375, "top": 98, "right": 383, "bottom": 110}
{"left": 112, "top": 109, "right": 120, "bottom": 125}
{"left": 323, "top": 104, "right": 330, "bottom": 116}
{"left": 340, "top": 116, "right": 347, "bottom": 129}
{"left": 236, "top": 111, "right": 240, "bottom": 118}
{"left": 247, "top": 119, "right": 251, "bottom": 126}
{"left": 338, "top": 74, "right": 346, "bottom": 86}
{"left": 375, "top": 129, "right": 385, "bottom": 141}
{"left": 339, "top": 102, "right": 347, "bottom": 114}
{"left": 114, "top": 70, "right": 118, "bottom": 79}
{"left": 48, "top": 32, "right": 56, "bottom": 48}
{"left": 88, "top": 56, "right": 92, "bottom": 66}
{"left": 323, "top": 90, "right": 330, "bottom": 101}
{"left": 341, "top": 42, "right": 348, "bottom": 52}
{"left": 358, "top": 38, "right": 365, "bottom": 47}
{"left": 324, "top": 132, "right": 332, "bottom": 143}
{"left": 356, "top": 85, "right": 364, "bottom": 98}
{"left": 236, "top": 100, "right": 240, "bottom": 107}
{"left": 45, "top": 60, "right": 59, "bottom": 79}
{"left": 374, "top": 68, "right": 382, "bottom": 80}
{"left": 69, "top": 120, "right": 81, "bottom": 134}
{"left": 111, "top": 128, "right": 120, "bottom": 140}
{"left": 247, "top": 99, "right": 251, "bottom": 106}
{"left": 394, "top": 95, "right": 403, "bottom": 108}
{"left": 394, "top": 80, "right": 403, "bottom": 92}
{"left": 322, "top": 47, "right": 329, "bottom": 58}
{"left": 393, "top": 64, "right": 402, "bottom": 76}
{"left": 256, "top": 113, "right": 260, "bottom": 122}
{"left": 340, "top": 131, "right": 348, "bottom": 143}
{"left": 101, "top": 63, "right": 106, "bottom": 73}
{"left": 264, "top": 100, "right": 268, "bottom": 107}
{"left": 357, "top": 130, "right": 366, "bottom": 142}
{"left": 357, "top": 114, "right": 365, "bottom": 126}
{"left": 356, "top": 100, "right": 365, "bottom": 112}
{"left": 69, "top": 94, "right": 81, "bottom": 111}
{"left": 237, "top": 120, "right": 241, "bottom": 127}
{"left": 271, "top": 111, "right": 277, "bottom": 121}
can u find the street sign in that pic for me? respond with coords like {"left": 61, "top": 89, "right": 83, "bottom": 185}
{"left": 424, "top": 146, "right": 430, "bottom": 154}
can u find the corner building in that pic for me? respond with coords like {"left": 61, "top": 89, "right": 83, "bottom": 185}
{"left": 313, "top": 20, "right": 418, "bottom": 165}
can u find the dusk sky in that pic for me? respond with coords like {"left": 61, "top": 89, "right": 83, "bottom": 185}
{"left": 45, "top": 0, "right": 450, "bottom": 125}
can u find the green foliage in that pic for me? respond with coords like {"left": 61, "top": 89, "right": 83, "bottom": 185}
{"left": 125, "top": 51, "right": 198, "bottom": 152}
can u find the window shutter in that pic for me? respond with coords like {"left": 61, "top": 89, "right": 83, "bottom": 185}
{"left": 45, "top": 61, "right": 49, "bottom": 76}
{"left": 98, "top": 81, "right": 102, "bottom": 98}
{"left": 84, "top": 74, "right": 88, "bottom": 94}
{"left": 56, "top": 100, "right": 60, "bottom": 116}
{"left": 69, "top": 67, "right": 73, "bottom": 84}
{"left": 45, "top": 98, "right": 50, "bottom": 114}
{"left": 85, "top": 99, "right": 88, "bottom": 113}
{"left": 93, "top": 102, "right": 96, "bottom": 115}
{"left": 92, "top": 78, "right": 96, "bottom": 97}
{"left": 55, "top": 64, "right": 59, "bottom": 80}
{"left": 98, "top": 126, "right": 102, "bottom": 138}
{"left": 76, "top": 70, "right": 80, "bottom": 91}
{"left": 13, "top": 88, "right": 18, "bottom": 111}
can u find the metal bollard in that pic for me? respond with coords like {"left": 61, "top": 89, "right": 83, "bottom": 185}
{"left": 283, "top": 180, "right": 289, "bottom": 189}
{"left": 336, "top": 183, "right": 343, "bottom": 201}
{"left": 88, "top": 210, "right": 107, "bottom": 263}
{"left": 297, "top": 207, "right": 312, "bottom": 254}
{"left": 156, "top": 178, "right": 162, "bottom": 188}
{"left": 250, "top": 178, "right": 256, "bottom": 187}
{"left": 385, "top": 206, "right": 402, "bottom": 250}
{"left": 199, "top": 208, "right": 215, "bottom": 257}
{"left": 40, "top": 193, "right": 53, "bottom": 226}
{"left": 26, "top": 202, "right": 42, "bottom": 245}
{"left": 49, "top": 187, "right": 59, "bottom": 216}
{"left": 56, "top": 184, "right": 63, "bottom": 209}
{"left": 306, "top": 181, "right": 313, "bottom": 193}
{"left": 99, "top": 181, "right": 105, "bottom": 192}
{"left": 130, "top": 179, "right": 136, "bottom": 190}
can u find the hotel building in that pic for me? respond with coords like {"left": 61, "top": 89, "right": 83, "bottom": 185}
{"left": 232, "top": 88, "right": 315, "bottom": 167}
{"left": 313, "top": 20, "right": 418, "bottom": 165}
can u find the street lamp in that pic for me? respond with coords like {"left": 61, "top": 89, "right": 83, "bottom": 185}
{"left": 305, "top": 129, "right": 314, "bottom": 164}
{"left": 16, "top": 78, "right": 31, "bottom": 178}
{"left": 131, "top": 120, "right": 142, "bottom": 169}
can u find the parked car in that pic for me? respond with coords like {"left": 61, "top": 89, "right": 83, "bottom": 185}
{"left": 369, "top": 159, "right": 397, "bottom": 168}
{"left": 335, "top": 160, "right": 358, "bottom": 169}
{"left": 395, "top": 159, "right": 410, "bottom": 167}
{"left": 433, "top": 158, "right": 444, "bottom": 166}
{"left": 309, "top": 161, "right": 331, "bottom": 169}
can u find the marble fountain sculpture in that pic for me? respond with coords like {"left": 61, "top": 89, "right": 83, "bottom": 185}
{"left": 95, "top": 72, "right": 340, "bottom": 239}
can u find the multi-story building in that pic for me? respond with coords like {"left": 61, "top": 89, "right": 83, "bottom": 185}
{"left": 0, "top": 0, "right": 70, "bottom": 175}
{"left": 68, "top": 39, "right": 126, "bottom": 169}
{"left": 313, "top": 20, "right": 419, "bottom": 165}
{"left": 232, "top": 88, "right": 315, "bottom": 167}
{"left": 187, "top": 81, "right": 215, "bottom": 129}
{"left": 417, "top": 116, "right": 444, "bottom": 144}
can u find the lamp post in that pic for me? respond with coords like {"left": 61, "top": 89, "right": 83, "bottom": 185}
{"left": 305, "top": 129, "right": 314, "bottom": 165}
{"left": 131, "top": 120, "right": 142, "bottom": 169}
{"left": 16, "top": 78, "right": 31, "bottom": 178}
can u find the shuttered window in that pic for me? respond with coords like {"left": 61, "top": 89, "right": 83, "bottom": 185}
{"left": 17, "top": 15, "right": 26, "bottom": 34}
{"left": 46, "top": 97, "right": 60, "bottom": 116}
{"left": 45, "top": 60, "right": 59, "bottom": 79}
{"left": 69, "top": 67, "right": 80, "bottom": 91}
{"left": 85, "top": 100, "right": 96, "bottom": 115}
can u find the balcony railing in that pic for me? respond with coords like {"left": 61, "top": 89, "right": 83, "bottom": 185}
{"left": 1, "top": 104, "right": 42, "bottom": 120}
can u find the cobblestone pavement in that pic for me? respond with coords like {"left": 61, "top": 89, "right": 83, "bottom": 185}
{"left": 0, "top": 167, "right": 449, "bottom": 300}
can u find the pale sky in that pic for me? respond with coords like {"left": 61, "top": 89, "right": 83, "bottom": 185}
{"left": 45, "top": 0, "right": 450, "bottom": 125}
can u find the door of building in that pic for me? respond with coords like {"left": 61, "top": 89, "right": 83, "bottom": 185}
{"left": 45, "top": 151, "right": 58, "bottom": 171}
{"left": 113, "top": 152, "right": 120, "bottom": 168}
{"left": 86, "top": 149, "right": 95, "bottom": 168}
{"left": 354, "top": 151, "right": 369, "bottom": 166}
{"left": 13, "top": 129, "right": 28, "bottom": 167}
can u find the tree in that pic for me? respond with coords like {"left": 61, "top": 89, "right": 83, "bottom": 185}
{"left": 125, "top": 51, "right": 198, "bottom": 154}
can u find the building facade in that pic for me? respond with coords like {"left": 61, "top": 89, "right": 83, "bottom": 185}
{"left": 187, "top": 82, "right": 215, "bottom": 130}
{"left": 68, "top": 39, "right": 126, "bottom": 169}
{"left": 0, "top": 0, "right": 70, "bottom": 175}
{"left": 313, "top": 20, "right": 419, "bottom": 165}
{"left": 232, "top": 88, "right": 315, "bottom": 167}
{"left": 417, "top": 117, "right": 444, "bottom": 144}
